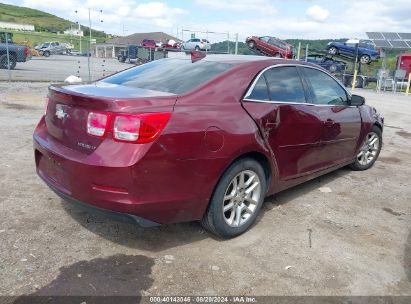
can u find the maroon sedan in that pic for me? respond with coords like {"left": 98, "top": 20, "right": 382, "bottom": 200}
{"left": 246, "top": 36, "right": 293, "bottom": 58}
{"left": 34, "top": 55, "right": 383, "bottom": 238}
{"left": 140, "top": 39, "right": 156, "bottom": 48}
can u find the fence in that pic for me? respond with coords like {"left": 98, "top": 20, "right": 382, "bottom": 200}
{"left": 0, "top": 30, "right": 135, "bottom": 82}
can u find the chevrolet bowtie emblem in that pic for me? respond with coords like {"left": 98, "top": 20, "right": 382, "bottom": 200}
{"left": 55, "top": 104, "right": 68, "bottom": 120}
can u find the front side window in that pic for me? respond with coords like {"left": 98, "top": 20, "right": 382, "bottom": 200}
{"left": 268, "top": 39, "right": 286, "bottom": 50}
{"left": 302, "top": 68, "right": 348, "bottom": 105}
{"left": 260, "top": 36, "right": 270, "bottom": 42}
{"left": 264, "top": 66, "right": 306, "bottom": 103}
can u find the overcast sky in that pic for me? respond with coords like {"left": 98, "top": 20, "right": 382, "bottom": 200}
{"left": 5, "top": 0, "right": 411, "bottom": 41}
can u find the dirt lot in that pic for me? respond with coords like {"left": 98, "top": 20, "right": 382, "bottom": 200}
{"left": 0, "top": 82, "right": 410, "bottom": 300}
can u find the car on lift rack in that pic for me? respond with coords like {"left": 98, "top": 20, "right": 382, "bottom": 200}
{"left": 301, "top": 54, "right": 346, "bottom": 73}
{"left": 246, "top": 36, "right": 293, "bottom": 58}
{"left": 326, "top": 39, "right": 380, "bottom": 64}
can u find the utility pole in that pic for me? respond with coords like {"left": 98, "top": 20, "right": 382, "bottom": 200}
{"left": 235, "top": 33, "right": 238, "bottom": 55}
{"left": 88, "top": 8, "right": 92, "bottom": 81}
{"left": 5, "top": 32, "right": 11, "bottom": 81}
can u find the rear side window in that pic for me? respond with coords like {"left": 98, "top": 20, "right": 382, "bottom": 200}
{"left": 268, "top": 39, "right": 287, "bottom": 50}
{"left": 245, "top": 76, "right": 269, "bottom": 101}
{"left": 302, "top": 67, "right": 348, "bottom": 105}
{"left": 102, "top": 59, "right": 233, "bottom": 95}
{"left": 264, "top": 67, "right": 306, "bottom": 103}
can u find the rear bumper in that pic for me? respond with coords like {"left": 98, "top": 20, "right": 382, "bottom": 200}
{"left": 45, "top": 179, "right": 160, "bottom": 227}
{"left": 33, "top": 117, "right": 216, "bottom": 225}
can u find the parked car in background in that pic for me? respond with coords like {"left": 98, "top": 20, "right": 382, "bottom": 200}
{"left": 34, "top": 41, "right": 68, "bottom": 57}
{"left": 0, "top": 32, "right": 31, "bottom": 70}
{"left": 161, "top": 39, "right": 181, "bottom": 49}
{"left": 326, "top": 39, "right": 380, "bottom": 64}
{"left": 34, "top": 55, "right": 383, "bottom": 238}
{"left": 246, "top": 36, "right": 293, "bottom": 58}
{"left": 301, "top": 54, "right": 346, "bottom": 73}
{"left": 140, "top": 39, "right": 156, "bottom": 48}
{"left": 181, "top": 38, "right": 211, "bottom": 51}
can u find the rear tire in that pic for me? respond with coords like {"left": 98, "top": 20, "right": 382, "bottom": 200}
{"left": 273, "top": 53, "right": 282, "bottom": 58}
{"left": 349, "top": 126, "right": 382, "bottom": 171}
{"left": 201, "top": 158, "right": 267, "bottom": 238}
{"left": 195, "top": 46, "right": 200, "bottom": 51}
{"left": 360, "top": 54, "right": 371, "bottom": 64}
{"left": 0, "top": 54, "right": 16, "bottom": 70}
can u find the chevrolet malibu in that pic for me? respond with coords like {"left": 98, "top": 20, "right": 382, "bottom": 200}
{"left": 33, "top": 55, "right": 384, "bottom": 238}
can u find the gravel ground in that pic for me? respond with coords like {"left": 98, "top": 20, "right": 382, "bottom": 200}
{"left": 0, "top": 83, "right": 410, "bottom": 300}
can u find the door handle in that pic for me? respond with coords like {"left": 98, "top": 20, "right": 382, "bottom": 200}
{"left": 265, "top": 122, "right": 279, "bottom": 128}
{"left": 324, "top": 119, "right": 335, "bottom": 127}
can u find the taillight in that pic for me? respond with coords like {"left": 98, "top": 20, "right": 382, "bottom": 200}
{"left": 87, "top": 112, "right": 111, "bottom": 137}
{"left": 86, "top": 112, "right": 171, "bottom": 144}
{"left": 113, "top": 112, "right": 171, "bottom": 143}
{"left": 24, "top": 47, "right": 30, "bottom": 57}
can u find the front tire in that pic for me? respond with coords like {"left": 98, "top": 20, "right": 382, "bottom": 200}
{"left": 248, "top": 40, "right": 255, "bottom": 49}
{"left": 328, "top": 64, "right": 337, "bottom": 73}
{"left": 328, "top": 46, "right": 338, "bottom": 55}
{"left": 350, "top": 126, "right": 382, "bottom": 171}
{"left": 43, "top": 51, "right": 50, "bottom": 57}
{"left": 201, "top": 158, "right": 267, "bottom": 238}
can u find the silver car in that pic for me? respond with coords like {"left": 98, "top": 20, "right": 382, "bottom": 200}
{"left": 35, "top": 41, "right": 68, "bottom": 57}
{"left": 181, "top": 38, "right": 211, "bottom": 51}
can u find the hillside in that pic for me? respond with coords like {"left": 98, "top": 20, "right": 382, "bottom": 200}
{"left": 0, "top": 2, "right": 106, "bottom": 37}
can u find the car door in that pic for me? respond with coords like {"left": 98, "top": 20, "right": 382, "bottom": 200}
{"left": 258, "top": 36, "right": 271, "bottom": 54}
{"left": 242, "top": 65, "right": 324, "bottom": 181}
{"left": 300, "top": 66, "right": 361, "bottom": 167}
{"left": 337, "top": 43, "right": 351, "bottom": 56}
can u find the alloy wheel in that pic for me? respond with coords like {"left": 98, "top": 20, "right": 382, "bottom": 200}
{"left": 222, "top": 170, "right": 261, "bottom": 227}
{"left": 360, "top": 55, "right": 370, "bottom": 64}
{"left": 328, "top": 47, "right": 337, "bottom": 55}
{"left": 357, "top": 132, "right": 380, "bottom": 166}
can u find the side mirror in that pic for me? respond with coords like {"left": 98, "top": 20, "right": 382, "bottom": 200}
{"left": 350, "top": 94, "right": 365, "bottom": 106}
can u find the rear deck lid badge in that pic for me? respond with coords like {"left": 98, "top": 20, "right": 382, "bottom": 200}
{"left": 55, "top": 104, "right": 68, "bottom": 120}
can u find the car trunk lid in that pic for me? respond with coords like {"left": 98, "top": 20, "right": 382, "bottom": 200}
{"left": 45, "top": 82, "right": 177, "bottom": 154}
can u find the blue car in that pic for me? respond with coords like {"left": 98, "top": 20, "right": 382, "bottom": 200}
{"left": 300, "top": 54, "right": 346, "bottom": 73}
{"left": 326, "top": 39, "right": 380, "bottom": 64}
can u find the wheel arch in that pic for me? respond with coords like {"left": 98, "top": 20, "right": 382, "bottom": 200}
{"left": 200, "top": 150, "right": 273, "bottom": 220}
{"left": 374, "top": 121, "right": 383, "bottom": 132}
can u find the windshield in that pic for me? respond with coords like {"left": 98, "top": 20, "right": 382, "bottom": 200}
{"left": 41, "top": 43, "right": 50, "bottom": 48}
{"left": 102, "top": 58, "right": 234, "bottom": 95}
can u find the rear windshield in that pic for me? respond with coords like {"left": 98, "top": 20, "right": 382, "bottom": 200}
{"left": 102, "top": 58, "right": 233, "bottom": 95}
